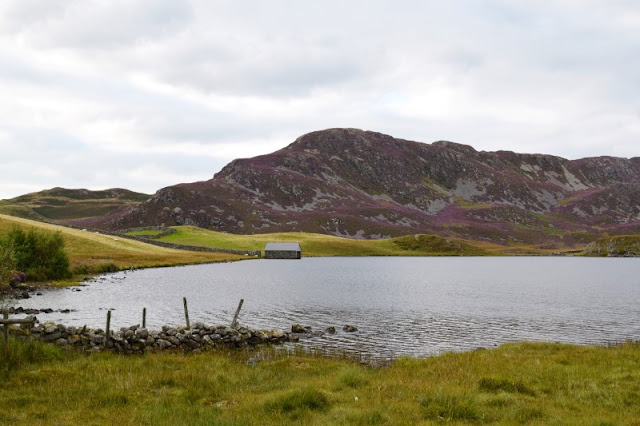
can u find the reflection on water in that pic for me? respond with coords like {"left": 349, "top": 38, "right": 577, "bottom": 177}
{"left": 10, "top": 257, "right": 640, "bottom": 359}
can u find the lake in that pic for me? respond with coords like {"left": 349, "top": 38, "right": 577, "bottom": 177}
{"left": 9, "top": 257, "right": 640, "bottom": 359}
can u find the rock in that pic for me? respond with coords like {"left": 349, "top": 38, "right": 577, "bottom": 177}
{"left": 291, "top": 324, "right": 309, "bottom": 333}
{"left": 136, "top": 328, "right": 149, "bottom": 339}
{"left": 326, "top": 326, "right": 336, "bottom": 334}
{"left": 343, "top": 325, "right": 358, "bottom": 332}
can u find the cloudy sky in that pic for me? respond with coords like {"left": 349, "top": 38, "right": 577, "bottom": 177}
{"left": 1, "top": 0, "right": 639, "bottom": 199}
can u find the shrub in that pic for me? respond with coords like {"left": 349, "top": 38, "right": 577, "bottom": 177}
{"left": 3, "top": 226, "right": 71, "bottom": 281}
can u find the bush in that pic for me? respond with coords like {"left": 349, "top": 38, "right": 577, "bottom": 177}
{"left": 3, "top": 226, "right": 71, "bottom": 281}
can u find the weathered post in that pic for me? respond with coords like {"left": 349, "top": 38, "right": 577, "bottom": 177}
{"left": 2, "top": 309, "right": 8, "bottom": 344}
{"left": 142, "top": 307, "right": 146, "bottom": 329}
{"left": 231, "top": 299, "right": 244, "bottom": 329}
{"left": 105, "top": 310, "right": 111, "bottom": 347}
{"left": 183, "top": 297, "right": 190, "bottom": 329}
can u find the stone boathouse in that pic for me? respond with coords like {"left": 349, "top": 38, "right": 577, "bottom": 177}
{"left": 264, "top": 242, "right": 302, "bottom": 259}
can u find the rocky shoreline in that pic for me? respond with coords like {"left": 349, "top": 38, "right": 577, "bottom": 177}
{"left": 6, "top": 321, "right": 358, "bottom": 355}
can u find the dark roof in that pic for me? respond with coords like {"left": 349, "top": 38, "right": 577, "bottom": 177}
{"left": 265, "top": 242, "right": 301, "bottom": 251}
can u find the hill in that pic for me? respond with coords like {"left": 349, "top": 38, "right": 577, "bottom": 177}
{"left": 0, "top": 214, "right": 242, "bottom": 276}
{"left": 0, "top": 187, "right": 149, "bottom": 223}
{"left": 84, "top": 128, "right": 639, "bottom": 249}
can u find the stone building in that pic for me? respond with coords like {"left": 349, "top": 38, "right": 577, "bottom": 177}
{"left": 264, "top": 242, "right": 302, "bottom": 259}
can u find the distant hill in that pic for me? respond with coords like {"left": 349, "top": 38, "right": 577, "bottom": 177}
{"left": 81, "top": 128, "right": 639, "bottom": 249}
{"left": 0, "top": 187, "right": 150, "bottom": 223}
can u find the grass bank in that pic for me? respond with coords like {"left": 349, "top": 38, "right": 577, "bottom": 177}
{"left": 0, "top": 339, "right": 638, "bottom": 424}
{"left": 148, "top": 226, "right": 498, "bottom": 256}
{"left": 0, "top": 215, "right": 244, "bottom": 283}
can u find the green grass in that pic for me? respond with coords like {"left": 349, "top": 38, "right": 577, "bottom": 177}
{"left": 158, "top": 225, "right": 495, "bottom": 256}
{"left": 0, "top": 340, "right": 638, "bottom": 424}
{"left": 125, "top": 230, "right": 164, "bottom": 237}
{"left": 0, "top": 215, "right": 243, "bottom": 281}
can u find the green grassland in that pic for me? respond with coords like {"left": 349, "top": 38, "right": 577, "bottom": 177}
{"left": 1, "top": 339, "right": 638, "bottom": 424}
{"left": 148, "top": 225, "right": 497, "bottom": 256}
{"left": 0, "top": 215, "right": 243, "bottom": 278}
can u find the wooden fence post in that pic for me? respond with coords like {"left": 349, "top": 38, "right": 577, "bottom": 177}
{"left": 142, "top": 307, "right": 146, "bottom": 329}
{"left": 231, "top": 299, "right": 244, "bottom": 329}
{"left": 183, "top": 297, "right": 190, "bottom": 329}
{"left": 0, "top": 310, "right": 36, "bottom": 344}
{"left": 2, "top": 309, "right": 8, "bottom": 345}
{"left": 105, "top": 310, "right": 111, "bottom": 347}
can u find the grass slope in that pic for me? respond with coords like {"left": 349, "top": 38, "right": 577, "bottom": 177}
{"left": 149, "top": 226, "right": 496, "bottom": 256}
{"left": 0, "top": 215, "right": 243, "bottom": 277}
{"left": 1, "top": 340, "right": 638, "bottom": 424}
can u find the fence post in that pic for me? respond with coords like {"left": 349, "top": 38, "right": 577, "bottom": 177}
{"left": 183, "top": 297, "right": 190, "bottom": 329}
{"left": 142, "top": 307, "right": 146, "bottom": 329}
{"left": 105, "top": 310, "right": 111, "bottom": 347}
{"left": 231, "top": 299, "right": 244, "bottom": 329}
{"left": 2, "top": 309, "right": 8, "bottom": 344}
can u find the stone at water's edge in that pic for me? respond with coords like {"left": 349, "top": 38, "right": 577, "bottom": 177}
{"left": 343, "top": 325, "right": 358, "bottom": 332}
{"left": 291, "top": 323, "right": 310, "bottom": 333}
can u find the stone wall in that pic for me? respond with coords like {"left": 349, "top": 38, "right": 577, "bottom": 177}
{"left": 8, "top": 320, "right": 300, "bottom": 354}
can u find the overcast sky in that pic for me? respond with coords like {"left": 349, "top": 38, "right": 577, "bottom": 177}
{"left": 1, "top": 0, "right": 639, "bottom": 199}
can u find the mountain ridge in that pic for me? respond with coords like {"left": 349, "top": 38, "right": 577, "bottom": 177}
{"left": 43, "top": 129, "right": 640, "bottom": 247}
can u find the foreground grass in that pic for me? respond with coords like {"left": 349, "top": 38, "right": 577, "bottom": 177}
{"left": 0, "top": 215, "right": 243, "bottom": 278}
{"left": 1, "top": 340, "right": 639, "bottom": 424}
{"left": 153, "top": 225, "right": 497, "bottom": 256}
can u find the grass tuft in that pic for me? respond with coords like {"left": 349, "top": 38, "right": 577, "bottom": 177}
{"left": 478, "top": 377, "right": 536, "bottom": 396}
{"left": 264, "top": 388, "right": 331, "bottom": 414}
{"left": 419, "top": 391, "right": 484, "bottom": 422}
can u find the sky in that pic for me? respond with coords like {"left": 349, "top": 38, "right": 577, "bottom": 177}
{"left": 1, "top": 0, "right": 639, "bottom": 199}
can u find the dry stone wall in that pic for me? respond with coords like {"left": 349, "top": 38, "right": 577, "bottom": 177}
{"left": 9, "top": 319, "right": 301, "bottom": 354}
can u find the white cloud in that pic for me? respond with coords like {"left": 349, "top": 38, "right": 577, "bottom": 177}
{"left": 0, "top": 0, "right": 639, "bottom": 199}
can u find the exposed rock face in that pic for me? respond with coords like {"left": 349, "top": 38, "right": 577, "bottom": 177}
{"left": 85, "top": 128, "right": 640, "bottom": 245}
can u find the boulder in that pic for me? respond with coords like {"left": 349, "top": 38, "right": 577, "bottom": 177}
{"left": 343, "top": 325, "right": 358, "bottom": 332}
{"left": 291, "top": 324, "right": 309, "bottom": 333}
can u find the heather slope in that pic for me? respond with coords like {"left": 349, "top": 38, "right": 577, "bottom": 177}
{"left": 74, "top": 129, "right": 640, "bottom": 247}
{"left": 0, "top": 187, "right": 150, "bottom": 222}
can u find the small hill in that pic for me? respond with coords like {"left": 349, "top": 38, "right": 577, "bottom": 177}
{"left": 0, "top": 187, "right": 149, "bottom": 222}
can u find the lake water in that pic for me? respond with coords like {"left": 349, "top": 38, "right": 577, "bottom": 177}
{"left": 9, "top": 257, "right": 640, "bottom": 359}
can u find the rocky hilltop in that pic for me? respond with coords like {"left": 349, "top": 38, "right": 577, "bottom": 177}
{"left": 84, "top": 128, "right": 640, "bottom": 247}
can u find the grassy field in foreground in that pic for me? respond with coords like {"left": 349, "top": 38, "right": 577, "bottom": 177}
{"left": 1, "top": 340, "right": 639, "bottom": 424}
{"left": 0, "top": 215, "right": 243, "bottom": 279}
{"left": 151, "top": 226, "right": 500, "bottom": 256}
